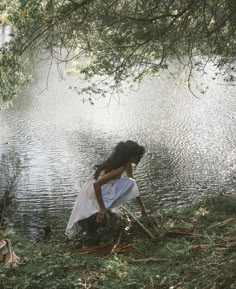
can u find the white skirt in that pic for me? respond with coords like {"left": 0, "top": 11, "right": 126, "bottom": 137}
{"left": 65, "top": 176, "right": 140, "bottom": 239}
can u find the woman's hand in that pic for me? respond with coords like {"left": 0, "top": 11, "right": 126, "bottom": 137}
{"left": 94, "top": 167, "right": 125, "bottom": 224}
{"left": 96, "top": 208, "right": 108, "bottom": 223}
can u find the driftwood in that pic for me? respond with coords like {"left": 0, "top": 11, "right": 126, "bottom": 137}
{"left": 121, "top": 206, "right": 156, "bottom": 239}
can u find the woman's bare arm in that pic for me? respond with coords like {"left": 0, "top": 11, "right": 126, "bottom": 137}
{"left": 136, "top": 196, "right": 147, "bottom": 216}
{"left": 93, "top": 167, "right": 125, "bottom": 222}
{"left": 125, "top": 164, "right": 147, "bottom": 216}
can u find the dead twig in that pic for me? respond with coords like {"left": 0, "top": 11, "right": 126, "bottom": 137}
{"left": 121, "top": 206, "right": 156, "bottom": 240}
{"left": 208, "top": 218, "right": 236, "bottom": 229}
{"left": 165, "top": 229, "right": 206, "bottom": 239}
{"left": 109, "top": 231, "right": 122, "bottom": 256}
{"left": 129, "top": 257, "right": 168, "bottom": 263}
{"left": 220, "top": 193, "right": 236, "bottom": 200}
{"left": 166, "top": 245, "right": 175, "bottom": 254}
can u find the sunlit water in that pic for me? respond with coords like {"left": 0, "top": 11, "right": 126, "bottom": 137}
{"left": 1, "top": 28, "right": 236, "bottom": 238}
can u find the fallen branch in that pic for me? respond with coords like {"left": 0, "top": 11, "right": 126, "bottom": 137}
{"left": 165, "top": 229, "right": 206, "bottom": 239}
{"left": 220, "top": 193, "right": 236, "bottom": 200}
{"left": 121, "top": 206, "right": 156, "bottom": 239}
{"left": 208, "top": 218, "right": 236, "bottom": 229}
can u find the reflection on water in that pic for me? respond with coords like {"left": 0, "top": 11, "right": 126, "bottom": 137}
{"left": 0, "top": 45, "right": 236, "bottom": 238}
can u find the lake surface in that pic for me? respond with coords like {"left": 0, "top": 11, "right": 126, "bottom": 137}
{"left": 1, "top": 29, "right": 236, "bottom": 238}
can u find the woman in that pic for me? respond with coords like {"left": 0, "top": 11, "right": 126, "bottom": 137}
{"left": 65, "top": 140, "right": 146, "bottom": 239}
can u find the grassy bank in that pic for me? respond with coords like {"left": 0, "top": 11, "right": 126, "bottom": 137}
{"left": 0, "top": 195, "right": 236, "bottom": 289}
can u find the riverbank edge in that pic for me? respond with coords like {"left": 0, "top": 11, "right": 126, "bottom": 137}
{"left": 0, "top": 195, "right": 236, "bottom": 289}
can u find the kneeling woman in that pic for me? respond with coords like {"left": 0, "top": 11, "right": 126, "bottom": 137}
{"left": 65, "top": 140, "right": 146, "bottom": 239}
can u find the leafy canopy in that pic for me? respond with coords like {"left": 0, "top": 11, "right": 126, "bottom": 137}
{"left": 0, "top": 0, "right": 236, "bottom": 104}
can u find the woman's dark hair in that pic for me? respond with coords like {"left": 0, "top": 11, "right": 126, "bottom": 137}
{"left": 94, "top": 140, "right": 145, "bottom": 179}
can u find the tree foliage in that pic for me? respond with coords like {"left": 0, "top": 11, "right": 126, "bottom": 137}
{"left": 0, "top": 0, "right": 236, "bottom": 103}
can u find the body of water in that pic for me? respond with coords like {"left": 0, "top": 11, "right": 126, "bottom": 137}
{"left": 1, "top": 28, "right": 236, "bottom": 237}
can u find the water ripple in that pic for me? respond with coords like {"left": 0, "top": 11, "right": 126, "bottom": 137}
{"left": 1, "top": 59, "right": 236, "bottom": 237}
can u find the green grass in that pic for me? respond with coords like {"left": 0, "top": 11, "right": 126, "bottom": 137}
{"left": 0, "top": 195, "right": 236, "bottom": 289}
